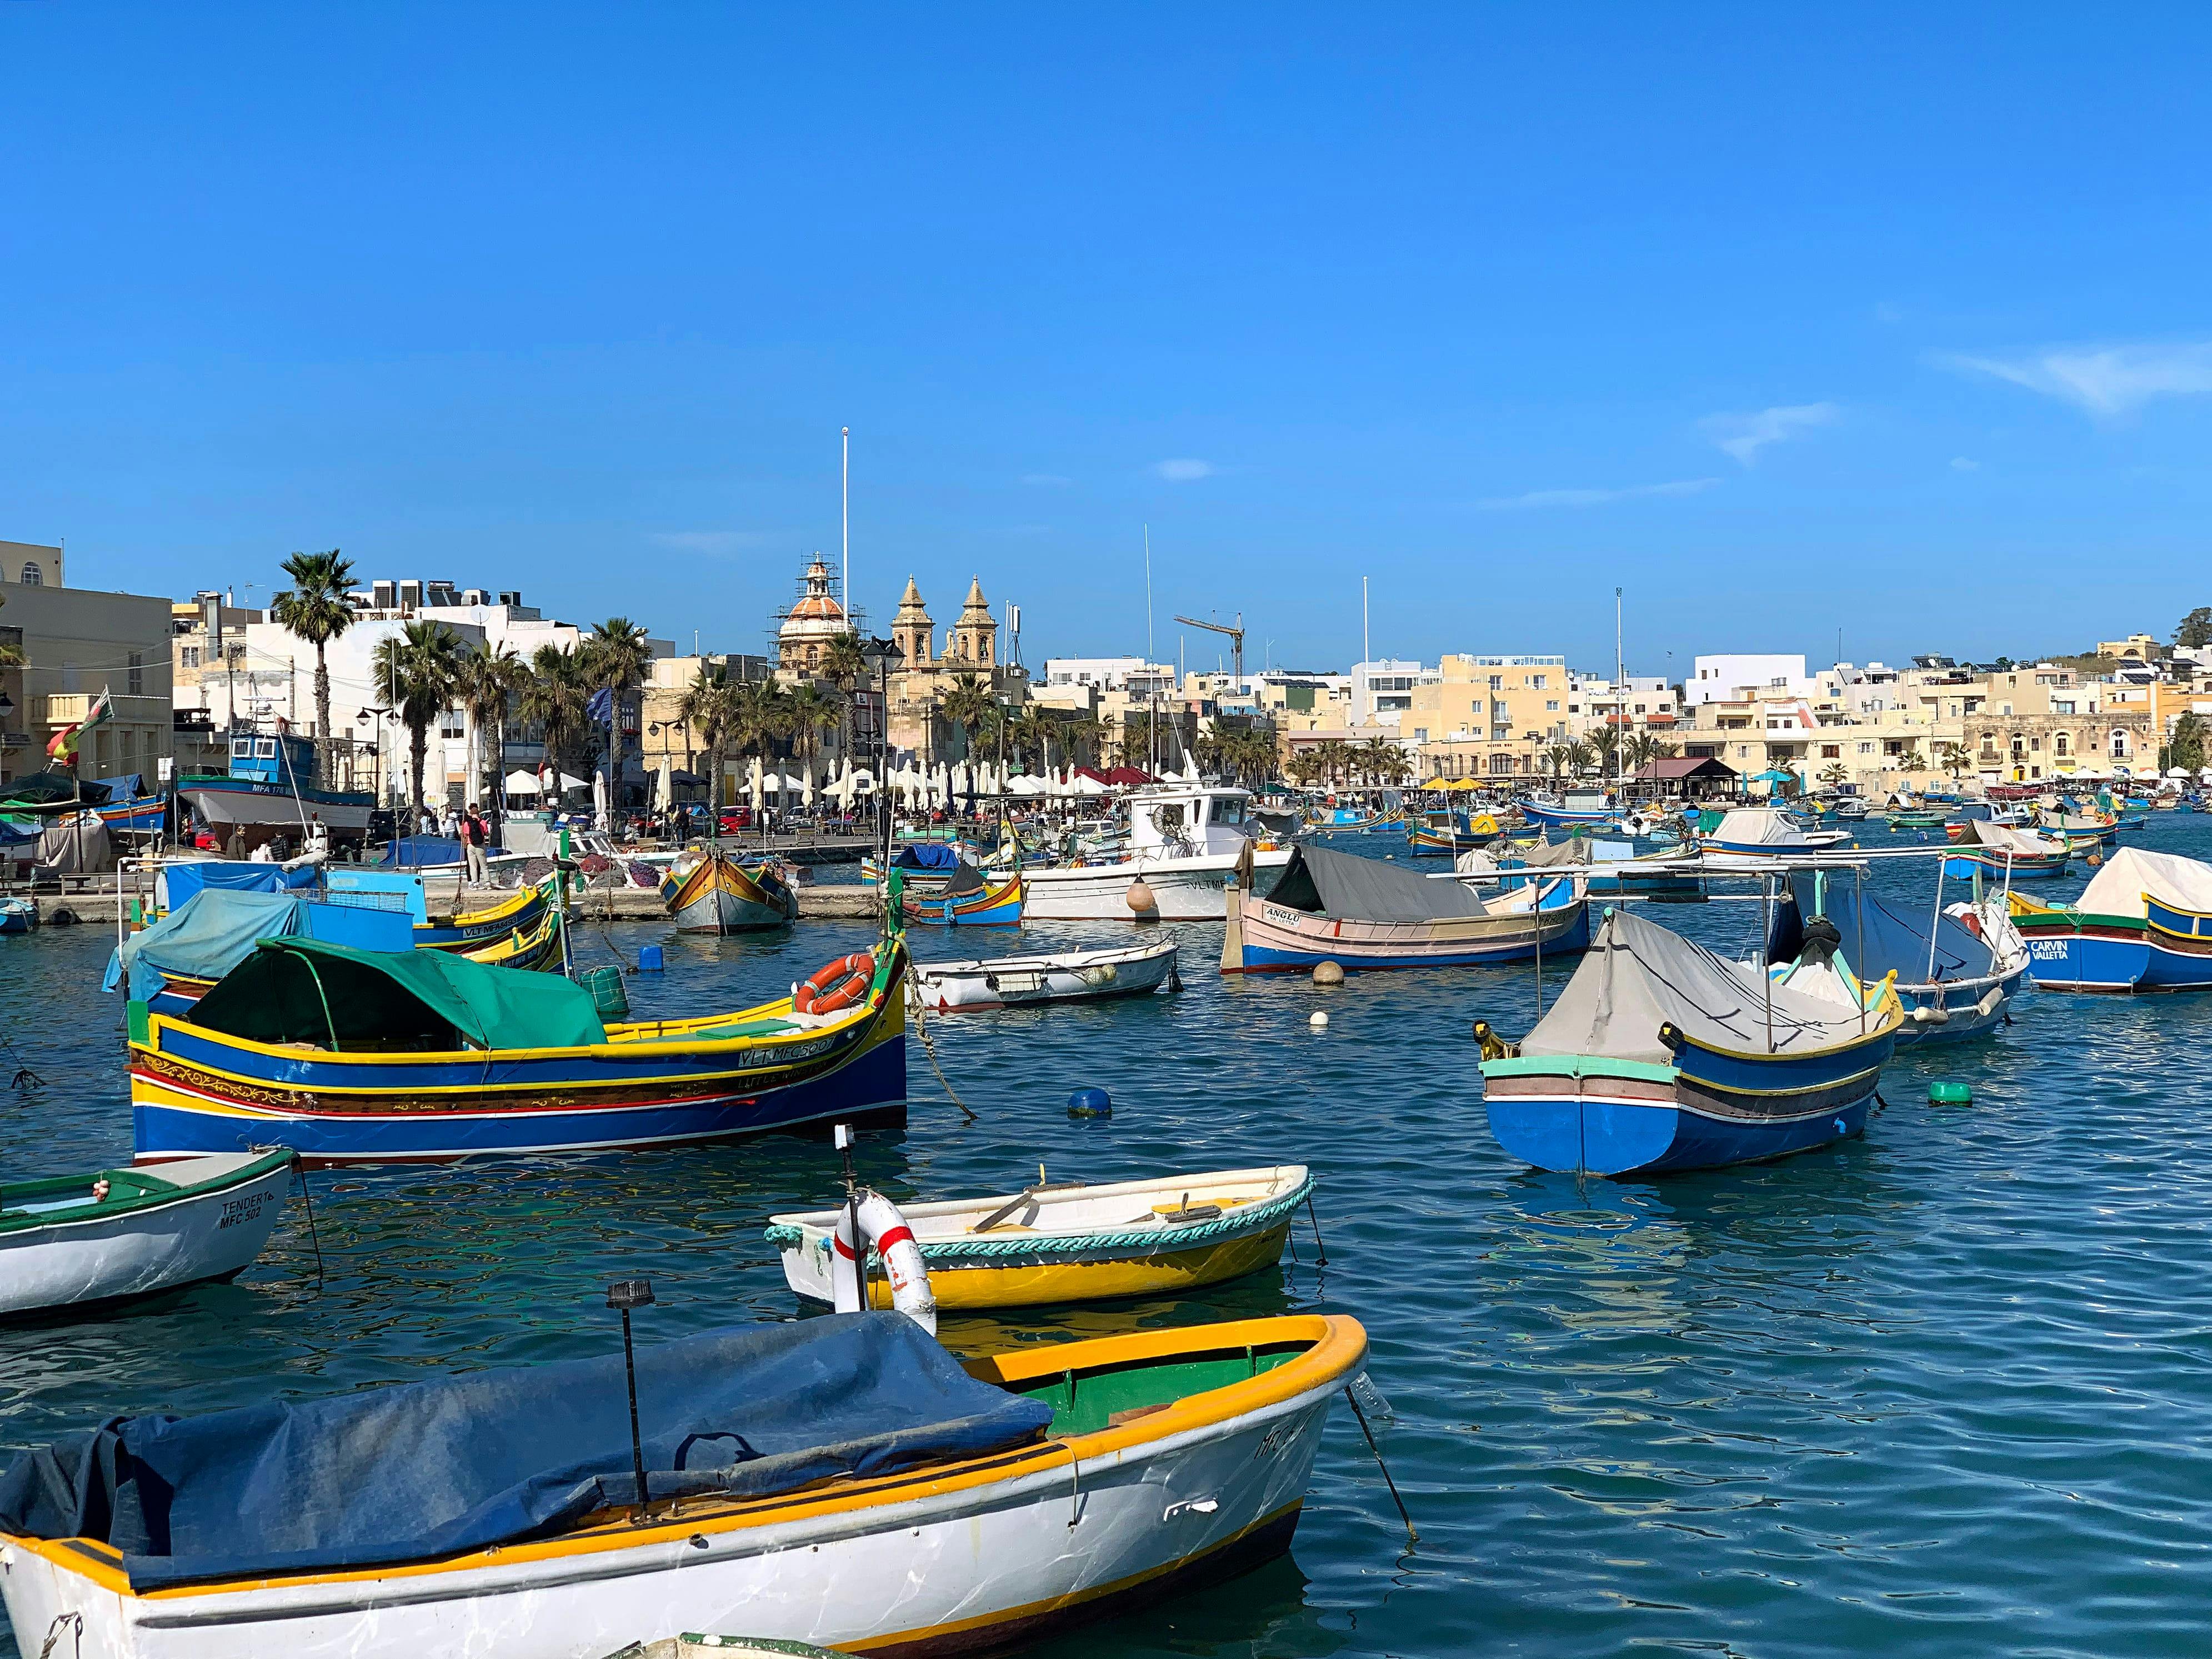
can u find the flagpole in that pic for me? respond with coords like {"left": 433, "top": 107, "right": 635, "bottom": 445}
{"left": 842, "top": 427, "right": 850, "bottom": 618}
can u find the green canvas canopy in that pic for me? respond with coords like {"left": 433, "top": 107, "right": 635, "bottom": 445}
{"left": 188, "top": 937, "right": 608, "bottom": 1052}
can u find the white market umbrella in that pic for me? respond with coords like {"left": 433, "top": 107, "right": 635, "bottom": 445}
{"left": 2169, "top": 767, "right": 2193, "bottom": 779}
{"left": 801, "top": 763, "right": 817, "bottom": 807}
{"left": 505, "top": 769, "right": 543, "bottom": 795}
{"left": 654, "top": 762, "right": 674, "bottom": 811}
{"left": 749, "top": 755, "right": 764, "bottom": 812}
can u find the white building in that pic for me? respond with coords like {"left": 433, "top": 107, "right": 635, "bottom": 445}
{"left": 1042, "top": 657, "right": 1176, "bottom": 697}
{"left": 1688, "top": 653, "right": 1814, "bottom": 706}
{"left": 1349, "top": 659, "right": 1438, "bottom": 730}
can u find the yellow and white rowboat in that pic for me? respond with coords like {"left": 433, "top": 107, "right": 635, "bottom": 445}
{"left": 767, "top": 1164, "right": 1313, "bottom": 1310}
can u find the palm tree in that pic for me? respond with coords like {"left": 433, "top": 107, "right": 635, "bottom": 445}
{"left": 939, "top": 672, "right": 997, "bottom": 766}
{"left": 724, "top": 678, "right": 794, "bottom": 801}
{"left": 271, "top": 549, "right": 357, "bottom": 743}
{"left": 452, "top": 642, "right": 528, "bottom": 821}
{"left": 1065, "top": 713, "right": 1110, "bottom": 771}
{"left": 584, "top": 617, "right": 654, "bottom": 822}
{"left": 371, "top": 621, "right": 465, "bottom": 823}
{"left": 819, "top": 628, "right": 869, "bottom": 772}
{"left": 678, "top": 663, "right": 738, "bottom": 812}
{"left": 788, "top": 681, "right": 839, "bottom": 794}
{"left": 1588, "top": 724, "right": 1623, "bottom": 782}
{"left": 518, "top": 643, "right": 589, "bottom": 792}
{"left": 1564, "top": 738, "right": 1597, "bottom": 778}
{"left": 1818, "top": 759, "right": 1851, "bottom": 789}
{"left": 1544, "top": 743, "right": 1575, "bottom": 784}
{"left": 1936, "top": 741, "right": 1973, "bottom": 783}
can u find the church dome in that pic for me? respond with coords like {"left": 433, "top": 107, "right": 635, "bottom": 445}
{"left": 777, "top": 556, "right": 849, "bottom": 670}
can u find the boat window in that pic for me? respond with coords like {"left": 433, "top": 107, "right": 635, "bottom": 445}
{"left": 231, "top": 739, "right": 253, "bottom": 758}
{"left": 255, "top": 739, "right": 279, "bottom": 759}
{"left": 1208, "top": 796, "right": 1245, "bottom": 826}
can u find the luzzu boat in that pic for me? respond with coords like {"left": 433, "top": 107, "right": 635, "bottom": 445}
{"left": 859, "top": 840, "right": 970, "bottom": 900}
{"left": 767, "top": 1165, "right": 1313, "bottom": 1310}
{"left": 659, "top": 850, "right": 799, "bottom": 933}
{"left": 1222, "top": 843, "right": 1588, "bottom": 972}
{"left": 127, "top": 937, "right": 909, "bottom": 1165}
{"left": 1405, "top": 809, "right": 1502, "bottom": 856}
{"left": 902, "top": 865, "right": 1023, "bottom": 926}
{"left": 413, "top": 878, "right": 553, "bottom": 953}
{"left": 1939, "top": 820, "right": 2070, "bottom": 880}
{"left": 0, "top": 1311, "right": 1367, "bottom": 1659}
{"left": 1515, "top": 792, "right": 1617, "bottom": 828}
{"left": 1697, "top": 806, "right": 1853, "bottom": 859}
{"left": 2006, "top": 847, "right": 2212, "bottom": 991}
{"left": 1477, "top": 908, "right": 1903, "bottom": 1175}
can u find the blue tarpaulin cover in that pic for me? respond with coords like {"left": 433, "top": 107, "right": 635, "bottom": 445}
{"left": 0, "top": 1313, "right": 1053, "bottom": 1591}
{"left": 383, "top": 835, "right": 468, "bottom": 867}
{"left": 159, "top": 860, "right": 318, "bottom": 910}
{"left": 892, "top": 841, "right": 962, "bottom": 871}
{"left": 104, "top": 890, "right": 417, "bottom": 1000}
{"left": 1770, "top": 872, "right": 1995, "bottom": 983}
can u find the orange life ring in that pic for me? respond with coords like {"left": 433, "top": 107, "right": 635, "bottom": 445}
{"left": 795, "top": 951, "right": 875, "bottom": 1016}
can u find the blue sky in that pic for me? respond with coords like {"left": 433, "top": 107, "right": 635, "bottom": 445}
{"left": 6, "top": 6, "right": 2212, "bottom": 677}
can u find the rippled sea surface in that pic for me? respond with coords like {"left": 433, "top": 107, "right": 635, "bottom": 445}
{"left": 8, "top": 817, "right": 2212, "bottom": 1658}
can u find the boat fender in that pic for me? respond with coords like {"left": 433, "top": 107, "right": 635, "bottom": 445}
{"left": 1126, "top": 877, "right": 1158, "bottom": 915}
{"left": 1068, "top": 1086, "right": 1113, "bottom": 1118}
{"left": 833, "top": 1191, "right": 937, "bottom": 1334}
{"left": 795, "top": 951, "right": 875, "bottom": 1016}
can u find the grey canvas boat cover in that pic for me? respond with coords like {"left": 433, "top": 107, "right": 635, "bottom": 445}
{"left": 1264, "top": 844, "right": 1491, "bottom": 923}
{"left": 1520, "top": 908, "right": 1879, "bottom": 1067}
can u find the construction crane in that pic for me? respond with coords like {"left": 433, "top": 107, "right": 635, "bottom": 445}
{"left": 1173, "top": 611, "right": 1245, "bottom": 687}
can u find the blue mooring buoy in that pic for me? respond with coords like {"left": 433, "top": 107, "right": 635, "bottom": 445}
{"left": 1067, "top": 1086, "right": 1113, "bottom": 1120}
{"left": 637, "top": 944, "right": 664, "bottom": 972}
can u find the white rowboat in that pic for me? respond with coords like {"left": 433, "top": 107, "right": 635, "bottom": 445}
{"left": 1, "top": 1150, "right": 294, "bottom": 1318}
{"left": 908, "top": 937, "right": 1180, "bottom": 1011}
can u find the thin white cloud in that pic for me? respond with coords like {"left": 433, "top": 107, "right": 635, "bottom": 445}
{"left": 1701, "top": 403, "right": 1838, "bottom": 466}
{"left": 1152, "top": 458, "right": 1215, "bottom": 482}
{"left": 1950, "top": 456, "right": 1979, "bottom": 472}
{"left": 1943, "top": 342, "right": 2212, "bottom": 417}
{"left": 1020, "top": 473, "right": 1072, "bottom": 487}
{"left": 652, "top": 531, "right": 764, "bottom": 556}
{"left": 1478, "top": 477, "right": 1721, "bottom": 511}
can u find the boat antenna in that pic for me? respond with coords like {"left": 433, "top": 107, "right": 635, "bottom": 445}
{"left": 605, "top": 1277, "right": 656, "bottom": 1520}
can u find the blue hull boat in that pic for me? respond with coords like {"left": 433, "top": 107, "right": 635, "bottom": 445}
{"left": 1478, "top": 909, "right": 1903, "bottom": 1176}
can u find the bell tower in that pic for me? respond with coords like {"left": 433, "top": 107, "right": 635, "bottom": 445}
{"left": 892, "top": 576, "right": 934, "bottom": 668}
{"left": 948, "top": 577, "right": 997, "bottom": 669}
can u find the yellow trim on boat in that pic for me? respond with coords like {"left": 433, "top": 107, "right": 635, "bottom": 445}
{"left": 863, "top": 1225, "right": 1294, "bottom": 1310}
{"left": 2, "top": 1315, "right": 1365, "bottom": 1603}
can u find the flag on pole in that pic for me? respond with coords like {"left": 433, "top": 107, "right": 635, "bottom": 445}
{"left": 47, "top": 687, "right": 113, "bottom": 763}
{"left": 585, "top": 687, "right": 614, "bottom": 726}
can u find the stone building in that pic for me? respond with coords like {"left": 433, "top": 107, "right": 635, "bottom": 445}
{"left": 0, "top": 538, "right": 174, "bottom": 788}
{"left": 885, "top": 575, "right": 1022, "bottom": 762}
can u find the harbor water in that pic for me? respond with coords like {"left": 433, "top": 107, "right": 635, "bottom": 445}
{"left": 8, "top": 819, "right": 2212, "bottom": 1657}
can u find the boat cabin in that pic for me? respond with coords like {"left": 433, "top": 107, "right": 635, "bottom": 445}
{"left": 1126, "top": 784, "right": 1257, "bottom": 858}
{"left": 227, "top": 730, "right": 318, "bottom": 788}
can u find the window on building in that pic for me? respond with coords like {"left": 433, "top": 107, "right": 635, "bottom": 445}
{"left": 2054, "top": 701, "right": 2075, "bottom": 714}
{"left": 2111, "top": 729, "right": 2131, "bottom": 757}
{"left": 1413, "top": 727, "right": 1428, "bottom": 742}
{"left": 1634, "top": 703, "right": 1646, "bottom": 714}
{"left": 1545, "top": 700, "right": 1558, "bottom": 712}
{"left": 128, "top": 651, "right": 143, "bottom": 696}
{"left": 1821, "top": 744, "right": 1841, "bottom": 759}
{"left": 19, "top": 563, "right": 40, "bottom": 587}
{"left": 1858, "top": 742, "right": 1875, "bottom": 755}
{"left": 1488, "top": 676, "right": 1503, "bottom": 690}
{"left": 441, "top": 710, "right": 464, "bottom": 739}
{"left": 2055, "top": 733, "right": 2071, "bottom": 756}
{"left": 1489, "top": 753, "right": 1515, "bottom": 775}
{"left": 181, "top": 646, "right": 200, "bottom": 669}
{"left": 1531, "top": 674, "right": 1547, "bottom": 689}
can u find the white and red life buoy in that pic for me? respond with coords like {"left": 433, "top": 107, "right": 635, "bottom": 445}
{"left": 795, "top": 951, "right": 874, "bottom": 1016}
{"left": 832, "top": 1190, "right": 937, "bottom": 1335}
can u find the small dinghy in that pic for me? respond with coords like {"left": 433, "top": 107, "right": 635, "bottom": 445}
{"left": 0, "top": 1310, "right": 1365, "bottom": 1658}
{"left": 901, "top": 862, "right": 1024, "bottom": 926}
{"left": 1, "top": 1149, "right": 294, "bottom": 1318}
{"left": 768, "top": 1165, "right": 1313, "bottom": 1310}
{"left": 1940, "top": 819, "right": 2070, "bottom": 880}
{"left": 1698, "top": 806, "right": 1854, "bottom": 859}
{"left": 0, "top": 896, "right": 38, "bottom": 935}
{"left": 909, "top": 936, "right": 1179, "bottom": 1011}
{"left": 1478, "top": 908, "right": 1903, "bottom": 1175}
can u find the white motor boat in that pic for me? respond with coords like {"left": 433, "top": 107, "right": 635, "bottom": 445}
{"left": 909, "top": 936, "right": 1180, "bottom": 1011}
{"left": 1019, "top": 784, "right": 1293, "bottom": 921}
{"left": 1, "top": 1150, "right": 294, "bottom": 1317}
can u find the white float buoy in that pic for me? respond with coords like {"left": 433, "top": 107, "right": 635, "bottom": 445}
{"left": 1309, "top": 1011, "right": 1329, "bottom": 1030}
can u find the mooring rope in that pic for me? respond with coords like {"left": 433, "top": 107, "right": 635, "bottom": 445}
{"left": 905, "top": 997, "right": 979, "bottom": 1123}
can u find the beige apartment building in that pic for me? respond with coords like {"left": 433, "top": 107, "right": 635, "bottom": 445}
{"left": 0, "top": 539, "right": 174, "bottom": 788}
{"left": 1406, "top": 654, "right": 1571, "bottom": 779}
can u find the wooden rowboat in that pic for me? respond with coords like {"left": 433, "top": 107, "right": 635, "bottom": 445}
{"left": 768, "top": 1165, "right": 1312, "bottom": 1310}
{"left": 659, "top": 852, "right": 799, "bottom": 933}
{"left": 0, "top": 1312, "right": 1367, "bottom": 1659}
{"left": 901, "top": 867, "right": 1024, "bottom": 926}
{"left": 2, "top": 1150, "right": 294, "bottom": 1317}
{"left": 908, "top": 937, "right": 1179, "bottom": 1011}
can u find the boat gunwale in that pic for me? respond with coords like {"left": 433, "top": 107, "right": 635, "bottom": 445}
{"left": 0, "top": 1314, "right": 1365, "bottom": 1606}
{"left": 0, "top": 1149, "right": 294, "bottom": 1238}
{"left": 765, "top": 1164, "right": 1311, "bottom": 1242}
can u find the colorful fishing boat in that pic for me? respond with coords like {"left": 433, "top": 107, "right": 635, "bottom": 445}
{"left": 858, "top": 840, "right": 970, "bottom": 899}
{"left": 658, "top": 851, "right": 799, "bottom": 933}
{"left": 2007, "top": 847, "right": 2212, "bottom": 991}
{"left": 1940, "top": 820, "right": 2070, "bottom": 880}
{"left": 1020, "top": 784, "right": 1293, "bottom": 921}
{"left": 1477, "top": 908, "right": 1904, "bottom": 1175}
{"left": 128, "top": 937, "right": 909, "bottom": 1165}
{"left": 902, "top": 865, "right": 1024, "bottom": 926}
{"left": 1490, "top": 833, "right": 1699, "bottom": 898}
{"left": 0, "top": 896, "right": 36, "bottom": 935}
{"left": 908, "top": 936, "right": 1179, "bottom": 1011}
{"left": 95, "top": 793, "right": 168, "bottom": 837}
{"left": 0, "top": 1310, "right": 1366, "bottom": 1659}
{"left": 1886, "top": 807, "right": 1948, "bottom": 830}
{"left": 1, "top": 1149, "right": 295, "bottom": 1318}
{"left": 1405, "top": 808, "right": 1502, "bottom": 856}
{"left": 1223, "top": 843, "right": 1588, "bottom": 972}
{"left": 768, "top": 1165, "right": 1312, "bottom": 1310}
{"left": 413, "top": 878, "right": 554, "bottom": 952}
{"left": 1768, "top": 871, "right": 2028, "bottom": 1044}
{"left": 1515, "top": 791, "right": 1617, "bottom": 828}
{"left": 1698, "top": 806, "right": 1853, "bottom": 859}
